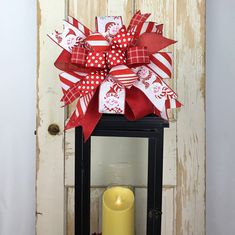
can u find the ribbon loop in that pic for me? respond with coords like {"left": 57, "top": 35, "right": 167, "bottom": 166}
{"left": 85, "top": 51, "right": 106, "bottom": 68}
{"left": 71, "top": 46, "right": 87, "bottom": 65}
{"left": 111, "top": 26, "right": 135, "bottom": 50}
{"left": 106, "top": 49, "right": 126, "bottom": 68}
{"left": 85, "top": 33, "right": 110, "bottom": 52}
{"left": 127, "top": 46, "right": 149, "bottom": 65}
{"left": 109, "top": 65, "right": 138, "bottom": 88}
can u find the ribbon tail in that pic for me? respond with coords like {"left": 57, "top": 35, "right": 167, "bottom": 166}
{"left": 128, "top": 10, "right": 151, "bottom": 32}
{"left": 61, "top": 83, "right": 81, "bottom": 106}
{"left": 136, "top": 33, "right": 176, "bottom": 54}
{"left": 66, "top": 89, "right": 101, "bottom": 141}
{"left": 154, "top": 98, "right": 182, "bottom": 120}
{"left": 79, "top": 89, "right": 102, "bottom": 141}
{"left": 65, "top": 109, "right": 81, "bottom": 130}
{"left": 65, "top": 91, "right": 95, "bottom": 129}
{"left": 135, "top": 22, "right": 164, "bottom": 36}
{"left": 165, "top": 99, "right": 182, "bottom": 111}
{"left": 147, "top": 52, "right": 173, "bottom": 79}
{"left": 48, "top": 20, "right": 86, "bottom": 52}
{"left": 67, "top": 16, "right": 92, "bottom": 36}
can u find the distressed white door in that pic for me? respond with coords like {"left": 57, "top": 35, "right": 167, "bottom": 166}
{"left": 36, "top": 0, "right": 205, "bottom": 235}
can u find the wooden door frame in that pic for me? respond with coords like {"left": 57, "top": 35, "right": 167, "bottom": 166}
{"left": 36, "top": 0, "right": 66, "bottom": 234}
{"left": 36, "top": 0, "right": 205, "bottom": 234}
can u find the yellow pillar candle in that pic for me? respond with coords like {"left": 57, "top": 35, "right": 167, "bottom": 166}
{"left": 102, "top": 186, "right": 135, "bottom": 235}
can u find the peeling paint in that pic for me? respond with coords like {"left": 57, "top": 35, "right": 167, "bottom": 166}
{"left": 36, "top": 0, "right": 42, "bottom": 231}
{"left": 37, "top": 0, "right": 206, "bottom": 234}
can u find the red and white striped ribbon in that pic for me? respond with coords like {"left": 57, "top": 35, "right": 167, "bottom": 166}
{"left": 165, "top": 99, "right": 182, "bottom": 109}
{"left": 109, "top": 65, "right": 139, "bottom": 88}
{"left": 67, "top": 16, "right": 92, "bottom": 37}
{"left": 59, "top": 71, "right": 87, "bottom": 93}
{"left": 85, "top": 33, "right": 110, "bottom": 52}
{"left": 155, "top": 98, "right": 181, "bottom": 120}
{"left": 75, "top": 91, "right": 95, "bottom": 117}
{"left": 65, "top": 91, "right": 95, "bottom": 130}
{"left": 137, "top": 22, "right": 163, "bottom": 35}
{"left": 147, "top": 52, "right": 173, "bottom": 79}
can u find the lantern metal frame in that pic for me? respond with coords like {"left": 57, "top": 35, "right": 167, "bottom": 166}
{"left": 74, "top": 114, "right": 169, "bottom": 235}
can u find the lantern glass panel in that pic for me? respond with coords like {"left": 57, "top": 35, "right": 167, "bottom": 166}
{"left": 90, "top": 136, "right": 149, "bottom": 235}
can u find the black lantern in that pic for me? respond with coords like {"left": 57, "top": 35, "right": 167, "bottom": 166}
{"left": 74, "top": 114, "right": 169, "bottom": 235}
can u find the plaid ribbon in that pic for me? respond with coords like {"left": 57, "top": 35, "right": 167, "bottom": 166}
{"left": 71, "top": 46, "right": 87, "bottom": 65}
{"left": 127, "top": 46, "right": 149, "bottom": 65}
{"left": 127, "top": 10, "right": 151, "bottom": 32}
{"left": 71, "top": 45, "right": 150, "bottom": 69}
{"left": 61, "top": 83, "right": 81, "bottom": 105}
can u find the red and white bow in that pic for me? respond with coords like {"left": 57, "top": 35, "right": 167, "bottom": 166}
{"left": 48, "top": 10, "right": 182, "bottom": 140}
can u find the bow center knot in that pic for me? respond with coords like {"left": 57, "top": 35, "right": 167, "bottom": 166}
{"left": 106, "top": 49, "right": 127, "bottom": 68}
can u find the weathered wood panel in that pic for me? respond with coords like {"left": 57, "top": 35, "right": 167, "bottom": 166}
{"left": 37, "top": 0, "right": 205, "bottom": 234}
{"left": 67, "top": 187, "right": 105, "bottom": 235}
{"left": 135, "top": 187, "right": 175, "bottom": 235}
{"left": 36, "top": 0, "right": 65, "bottom": 234}
{"left": 175, "top": 0, "right": 205, "bottom": 234}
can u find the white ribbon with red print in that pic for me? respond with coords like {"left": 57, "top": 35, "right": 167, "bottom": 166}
{"left": 99, "top": 78, "right": 125, "bottom": 114}
{"left": 48, "top": 17, "right": 91, "bottom": 53}
{"left": 134, "top": 66, "right": 179, "bottom": 113}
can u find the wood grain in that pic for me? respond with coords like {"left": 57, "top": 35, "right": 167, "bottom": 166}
{"left": 37, "top": 0, "right": 205, "bottom": 234}
{"left": 175, "top": 0, "right": 205, "bottom": 234}
{"left": 36, "top": 0, "right": 65, "bottom": 234}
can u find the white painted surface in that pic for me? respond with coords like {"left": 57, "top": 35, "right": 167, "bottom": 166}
{"left": 0, "top": 1, "right": 36, "bottom": 235}
{"left": 0, "top": 1, "right": 234, "bottom": 235}
{"left": 206, "top": 1, "right": 235, "bottom": 235}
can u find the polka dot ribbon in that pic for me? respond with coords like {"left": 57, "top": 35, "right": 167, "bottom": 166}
{"left": 70, "top": 26, "right": 149, "bottom": 93}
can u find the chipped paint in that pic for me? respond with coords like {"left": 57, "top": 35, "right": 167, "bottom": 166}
{"left": 175, "top": 0, "right": 206, "bottom": 234}
{"left": 36, "top": 0, "right": 42, "bottom": 227}
{"left": 37, "top": 0, "right": 205, "bottom": 234}
{"left": 36, "top": 0, "right": 66, "bottom": 234}
{"left": 36, "top": 0, "right": 41, "bottom": 176}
